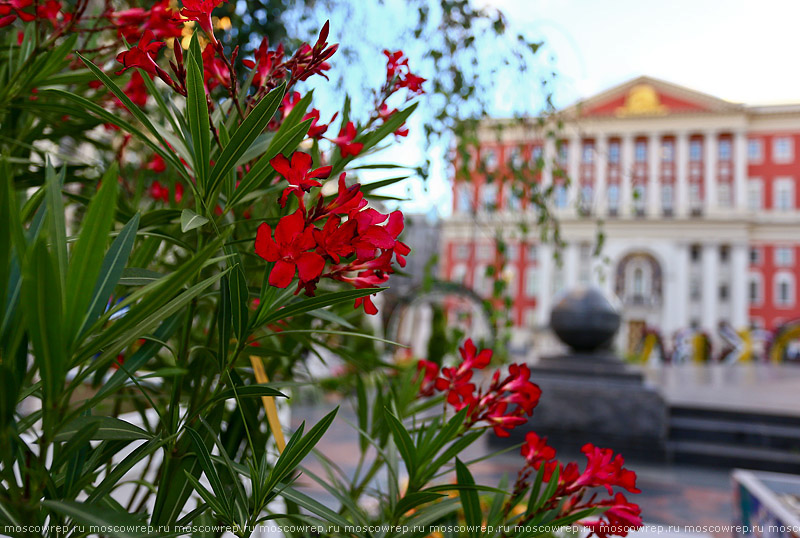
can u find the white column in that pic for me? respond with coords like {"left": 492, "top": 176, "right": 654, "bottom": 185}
{"left": 537, "top": 243, "right": 553, "bottom": 325}
{"left": 648, "top": 133, "right": 661, "bottom": 217}
{"left": 595, "top": 134, "right": 608, "bottom": 217}
{"left": 671, "top": 243, "right": 690, "bottom": 332}
{"left": 731, "top": 243, "right": 748, "bottom": 329}
{"left": 734, "top": 130, "right": 747, "bottom": 212}
{"left": 676, "top": 132, "right": 689, "bottom": 218}
{"left": 568, "top": 134, "right": 581, "bottom": 214}
{"left": 704, "top": 130, "right": 718, "bottom": 212}
{"left": 564, "top": 242, "right": 579, "bottom": 289}
{"left": 701, "top": 243, "right": 719, "bottom": 334}
{"left": 621, "top": 134, "right": 634, "bottom": 217}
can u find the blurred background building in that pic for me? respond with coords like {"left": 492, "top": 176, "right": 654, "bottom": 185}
{"left": 440, "top": 76, "right": 800, "bottom": 356}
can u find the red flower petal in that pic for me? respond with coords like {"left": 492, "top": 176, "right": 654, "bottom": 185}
{"left": 296, "top": 251, "right": 325, "bottom": 282}
{"left": 269, "top": 259, "right": 296, "bottom": 288}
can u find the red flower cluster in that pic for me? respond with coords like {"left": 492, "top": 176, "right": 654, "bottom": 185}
{"left": 110, "top": 0, "right": 181, "bottom": 42}
{"left": 1, "top": 0, "right": 64, "bottom": 27}
{"left": 330, "top": 121, "right": 363, "bottom": 158}
{"left": 383, "top": 49, "right": 426, "bottom": 96}
{"left": 148, "top": 180, "right": 183, "bottom": 204}
{"left": 177, "top": 0, "right": 226, "bottom": 48}
{"left": 254, "top": 151, "right": 409, "bottom": 314}
{"left": 519, "top": 433, "right": 642, "bottom": 538}
{"left": 242, "top": 22, "right": 337, "bottom": 93}
{"left": 417, "top": 339, "right": 542, "bottom": 437}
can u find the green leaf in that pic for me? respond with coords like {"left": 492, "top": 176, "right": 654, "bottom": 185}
{"left": 455, "top": 459, "right": 481, "bottom": 538}
{"left": 264, "top": 407, "right": 337, "bottom": 494}
{"left": 384, "top": 409, "right": 417, "bottom": 479}
{"left": 44, "top": 159, "right": 67, "bottom": 293}
{"left": 42, "top": 500, "right": 152, "bottom": 538}
{"left": 258, "top": 287, "right": 384, "bottom": 326}
{"left": 76, "top": 213, "right": 140, "bottom": 339}
{"left": 0, "top": 164, "right": 12, "bottom": 334}
{"left": 55, "top": 416, "right": 152, "bottom": 442}
{"left": 206, "top": 82, "right": 286, "bottom": 204}
{"left": 119, "top": 267, "right": 164, "bottom": 286}
{"left": 180, "top": 208, "right": 209, "bottom": 233}
{"left": 186, "top": 427, "right": 229, "bottom": 515}
{"left": 87, "top": 436, "right": 169, "bottom": 503}
{"left": 229, "top": 263, "right": 248, "bottom": 342}
{"left": 185, "top": 37, "right": 211, "bottom": 191}
{"left": 217, "top": 274, "right": 232, "bottom": 367}
{"left": 21, "top": 240, "right": 64, "bottom": 432}
{"left": 395, "top": 491, "right": 445, "bottom": 516}
{"left": 281, "top": 486, "right": 361, "bottom": 536}
{"left": 65, "top": 163, "right": 118, "bottom": 344}
{"left": 195, "top": 384, "right": 287, "bottom": 418}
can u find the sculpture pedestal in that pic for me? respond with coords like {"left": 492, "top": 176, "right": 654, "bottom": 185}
{"left": 494, "top": 352, "right": 668, "bottom": 461}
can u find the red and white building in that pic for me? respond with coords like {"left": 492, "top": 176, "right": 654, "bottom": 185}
{"left": 441, "top": 76, "right": 800, "bottom": 351}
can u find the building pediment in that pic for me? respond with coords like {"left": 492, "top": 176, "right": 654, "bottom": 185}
{"left": 565, "top": 76, "right": 743, "bottom": 119}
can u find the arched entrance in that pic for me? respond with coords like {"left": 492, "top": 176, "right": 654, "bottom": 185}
{"left": 615, "top": 251, "right": 663, "bottom": 354}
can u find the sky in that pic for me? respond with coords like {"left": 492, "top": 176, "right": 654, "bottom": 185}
{"left": 380, "top": 0, "right": 800, "bottom": 217}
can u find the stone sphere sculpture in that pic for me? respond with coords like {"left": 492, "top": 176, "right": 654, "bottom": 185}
{"left": 549, "top": 287, "right": 621, "bottom": 352}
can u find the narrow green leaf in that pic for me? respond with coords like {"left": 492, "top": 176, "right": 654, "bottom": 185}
{"left": 87, "top": 436, "right": 169, "bottom": 503}
{"left": 42, "top": 500, "right": 152, "bottom": 538}
{"left": 206, "top": 82, "right": 286, "bottom": 203}
{"left": 65, "top": 164, "right": 118, "bottom": 343}
{"left": 229, "top": 264, "right": 248, "bottom": 342}
{"left": 384, "top": 409, "right": 417, "bottom": 479}
{"left": 259, "top": 287, "right": 384, "bottom": 325}
{"left": 185, "top": 38, "right": 210, "bottom": 191}
{"left": 217, "top": 273, "right": 232, "bottom": 367}
{"left": 77, "top": 213, "right": 140, "bottom": 339}
{"left": 118, "top": 267, "right": 164, "bottom": 286}
{"left": 180, "top": 208, "right": 209, "bottom": 232}
{"left": 54, "top": 416, "right": 153, "bottom": 442}
{"left": 455, "top": 458, "right": 482, "bottom": 538}
{"left": 186, "top": 427, "right": 229, "bottom": 514}
{"left": 281, "top": 486, "right": 361, "bottom": 536}
{"left": 21, "top": 240, "right": 64, "bottom": 432}
{"left": 44, "top": 159, "right": 67, "bottom": 293}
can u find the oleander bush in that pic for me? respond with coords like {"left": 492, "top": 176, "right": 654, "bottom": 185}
{"left": 0, "top": 2, "right": 642, "bottom": 537}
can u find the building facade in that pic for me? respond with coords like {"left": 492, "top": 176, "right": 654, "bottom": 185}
{"left": 440, "top": 76, "right": 800, "bottom": 353}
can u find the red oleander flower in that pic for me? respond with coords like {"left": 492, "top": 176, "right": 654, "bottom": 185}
{"left": 384, "top": 49, "right": 408, "bottom": 79}
{"left": 398, "top": 72, "right": 426, "bottom": 95}
{"left": 123, "top": 71, "right": 149, "bottom": 107}
{"left": 0, "top": 0, "right": 35, "bottom": 25}
{"left": 416, "top": 359, "right": 440, "bottom": 397}
{"left": 149, "top": 180, "right": 170, "bottom": 203}
{"left": 254, "top": 210, "right": 325, "bottom": 288}
{"left": 115, "top": 30, "right": 164, "bottom": 77}
{"left": 178, "top": 0, "right": 226, "bottom": 48}
{"left": 202, "top": 45, "right": 230, "bottom": 90}
{"left": 242, "top": 36, "right": 285, "bottom": 88}
{"left": 280, "top": 91, "right": 301, "bottom": 118}
{"left": 331, "top": 121, "right": 363, "bottom": 158}
{"left": 312, "top": 173, "right": 366, "bottom": 219}
{"left": 36, "top": 0, "right": 60, "bottom": 23}
{"left": 572, "top": 444, "right": 640, "bottom": 495}
{"left": 112, "top": 0, "right": 181, "bottom": 42}
{"left": 521, "top": 431, "right": 557, "bottom": 469}
{"left": 313, "top": 216, "right": 356, "bottom": 263}
{"left": 271, "top": 151, "right": 332, "bottom": 207}
{"left": 582, "top": 493, "right": 643, "bottom": 538}
{"left": 433, "top": 339, "right": 491, "bottom": 409}
{"left": 174, "top": 182, "right": 184, "bottom": 203}
{"left": 304, "top": 108, "right": 337, "bottom": 139}
{"left": 146, "top": 154, "right": 166, "bottom": 173}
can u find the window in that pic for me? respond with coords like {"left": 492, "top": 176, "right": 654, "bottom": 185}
{"left": 524, "top": 267, "right": 538, "bottom": 298}
{"left": 748, "top": 274, "right": 762, "bottom": 305}
{"left": 633, "top": 184, "right": 646, "bottom": 213}
{"left": 775, "top": 272, "right": 795, "bottom": 307}
{"left": 474, "top": 265, "right": 490, "bottom": 296}
{"left": 608, "top": 142, "right": 620, "bottom": 164}
{"left": 580, "top": 185, "right": 593, "bottom": 213}
{"left": 506, "top": 185, "right": 522, "bottom": 211}
{"left": 774, "top": 178, "right": 795, "bottom": 211}
{"left": 554, "top": 184, "right": 568, "bottom": 208}
{"left": 720, "top": 245, "right": 730, "bottom": 263}
{"left": 531, "top": 146, "right": 543, "bottom": 166}
{"left": 775, "top": 247, "right": 794, "bottom": 267}
{"left": 690, "top": 183, "right": 702, "bottom": 210}
{"left": 582, "top": 143, "right": 594, "bottom": 164}
{"left": 483, "top": 182, "right": 498, "bottom": 210}
{"left": 455, "top": 244, "right": 469, "bottom": 260}
{"left": 451, "top": 264, "right": 467, "bottom": 284}
{"left": 690, "top": 277, "right": 701, "bottom": 300}
{"left": 506, "top": 243, "right": 519, "bottom": 262}
{"left": 557, "top": 142, "right": 568, "bottom": 166}
{"left": 661, "top": 184, "right": 673, "bottom": 212}
{"left": 477, "top": 244, "right": 494, "bottom": 261}
{"left": 482, "top": 148, "right": 498, "bottom": 171}
{"left": 718, "top": 139, "right": 732, "bottom": 161}
{"left": 750, "top": 247, "right": 761, "bottom": 265}
{"left": 718, "top": 182, "right": 732, "bottom": 208}
{"left": 661, "top": 140, "right": 674, "bottom": 162}
{"left": 525, "top": 244, "right": 538, "bottom": 262}
{"left": 719, "top": 283, "right": 729, "bottom": 301}
{"left": 748, "top": 139, "right": 763, "bottom": 163}
{"left": 691, "top": 244, "right": 702, "bottom": 262}
{"left": 635, "top": 141, "right": 647, "bottom": 163}
{"left": 747, "top": 179, "right": 763, "bottom": 211}
{"left": 607, "top": 184, "right": 620, "bottom": 212}
{"left": 690, "top": 140, "right": 703, "bottom": 162}
{"left": 509, "top": 146, "right": 524, "bottom": 168}
{"left": 773, "top": 137, "right": 794, "bottom": 163}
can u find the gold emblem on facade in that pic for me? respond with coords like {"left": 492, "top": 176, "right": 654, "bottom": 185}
{"left": 616, "top": 84, "right": 668, "bottom": 117}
